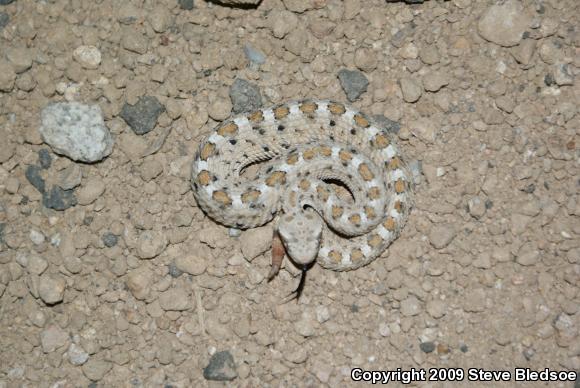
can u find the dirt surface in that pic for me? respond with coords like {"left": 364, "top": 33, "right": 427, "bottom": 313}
{"left": 1, "top": 0, "right": 579, "bottom": 386}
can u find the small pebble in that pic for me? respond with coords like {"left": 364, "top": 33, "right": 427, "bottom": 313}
{"left": 371, "top": 115, "right": 400, "bottom": 134}
{"left": 38, "top": 275, "right": 66, "bottom": 305}
{"left": 468, "top": 196, "right": 486, "bottom": 219}
{"left": 40, "top": 325, "right": 69, "bottom": 353}
{"left": 167, "top": 262, "right": 183, "bottom": 278}
{"left": 400, "top": 77, "right": 423, "bottom": 103}
{"left": 25, "top": 165, "right": 45, "bottom": 193}
{"left": 338, "top": 69, "right": 368, "bottom": 102}
{"left": 38, "top": 149, "right": 52, "bottom": 169}
{"left": 158, "top": 288, "right": 191, "bottom": 311}
{"left": 120, "top": 96, "right": 165, "bottom": 135}
{"left": 426, "top": 300, "right": 447, "bottom": 318}
{"left": 174, "top": 254, "right": 207, "bottom": 276}
{"left": 6, "top": 47, "right": 33, "bottom": 73}
{"left": 136, "top": 230, "right": 167, "bottom": 259}
{"left": 0, "top": 12, "right": 9, "bottom": 30}
{"left": 76, "top": 178, "right": 105, "bottom": 205}
{"left": 229, "top": 78, "right": 262, "bottom": 114}
{"left": 401, "top": 296, "right": 422, "bottom": 316}
{"left": 27, "top": 255, "right": 48, "bottom": 275}
{"left": 81, "top": 359, "right": 113, "bottom": 381}
{"left": 0, "top": 60, "right": 16, "bottom": 92}
{"left": 42, "top": 186, "right": 77, "bottom": 211}
{"left": 419, "top": 341, "right": 436, "bottom": 353}
{"left": 126, "top": 269, "right": 152, "bottom": 300}
{"left": 102, "top": 232, "right": 118, "bottom": 248}
{"left": 294, "top": 317, "right": 316, "bottom": 337}
{"left": 203, "top": 351, "right": 238, "bottom": 381}
{"left": 178, "top": 0, "right": 194, "bottom": 10}
{"left": 240, "top": 225, "right": 271, "bottom": 261}
{"left": 57, "top": 164, "right": 82, "bottom": 190}
{"left": 73, "top": 45, "right": 102, "bottom": 69}
{"left": 243, "top": 44, "right": 266, "bottom": 66}
{"left": 428, "top": 224, "right": 457, "bottom": 249}
{"left": 68, "top": 343, "right": 89, "bottom": 366}
{"left": 409, "top": 117, "right": 438, "bottom": 143}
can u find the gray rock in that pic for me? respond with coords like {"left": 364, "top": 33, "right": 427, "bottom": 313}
{"left": 167, "top": 262, "right": 183, "bottom": 278}
{"left": 203, "top": 351, "right": 238, "bottom": 381}
{"left": 243, "top": 44, "right": 266, "bottom": 66}
{"left": 25, "top": 165, "right": 45, "bottom": 193}
{"left": 42, "top": 186, "right": 77, "bottom": 211}
{"left": 338, "top": 69, "right": 368, "bottom": 102}
{"left": 229, "top": 78, "right": 262, "bottom": 114}
{"left": 38, "top": 149, "right": 52, "bottom": 169}
{"left": 371, "top": 115, "right": 400, "bottom": 134}
{"left": 419, "top": 341, "right": 435, "bottom": 353}
{"left": 178, "top": 0, "right": 194, "bottom": 10}
{"left": 478, "top": 0, "right": 530, "bottom": 47}
{"left": 0, "top": 12, "right": 9, "bottom": 30}
{"left": 57, "top": 164, "right": 82, "bottom": 190}
{"left": 120, "top": 96, "right": 165, "bottom": 135}
{"left": 102, "top": 232, "right": 118, "bottom": 247}
{"left": 0, "top": 0, "right": 15, "bottom": 4}
{"left": 39, "top": 102, "right": 114, "bottom": 162}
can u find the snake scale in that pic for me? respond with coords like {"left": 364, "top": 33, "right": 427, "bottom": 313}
{"left": 191, "top": 99, "right": 413, "bottom": 273}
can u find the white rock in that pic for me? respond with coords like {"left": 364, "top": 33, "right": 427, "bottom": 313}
{"left": 39, "top": 102, "right": 114, "bottom": 163}
{"left": 73, "top": 46, "right": 102, "bottom": 69}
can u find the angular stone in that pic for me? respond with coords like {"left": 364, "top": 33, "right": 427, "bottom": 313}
{"left": 120, "top": 96, "right": 165, "bottom": 135}
{"left": 203, "top": 351, "right": 237, "bottom": 381}
{"left": 39, "top": 102, "right": 114, "bottom": 162}
{"left": 478, "top": 0, "right": 530, "bottom": 47}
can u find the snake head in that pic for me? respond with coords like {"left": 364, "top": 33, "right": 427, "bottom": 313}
{"left": 276, "top": 209, "right": 323, "bottom": 267}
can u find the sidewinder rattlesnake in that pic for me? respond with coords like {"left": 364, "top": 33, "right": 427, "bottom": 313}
{"left": 191, "top": 99, "right": 413, "bottom": 282}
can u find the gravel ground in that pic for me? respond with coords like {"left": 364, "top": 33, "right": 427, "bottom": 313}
{"left": 0, "top": 0, "right": 579, "bottom": 386}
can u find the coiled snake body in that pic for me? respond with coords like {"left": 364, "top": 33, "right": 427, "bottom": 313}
{"left": 191, "top": 99, "right": 413, "bottom": 277}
